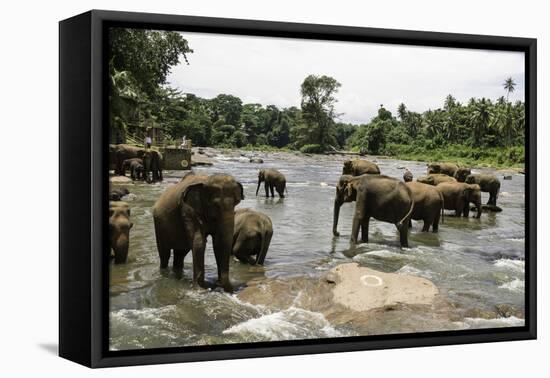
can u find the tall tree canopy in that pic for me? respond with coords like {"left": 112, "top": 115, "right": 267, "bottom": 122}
{"left": 298, "top": 74, "right": 342, "bottom": 150}
{"left": 109, "top": 28, "right": 193, "bottom": 98}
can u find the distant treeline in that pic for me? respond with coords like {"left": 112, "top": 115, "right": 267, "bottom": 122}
{"left": 109, "top": 28, "right": 525, "bottom": 166}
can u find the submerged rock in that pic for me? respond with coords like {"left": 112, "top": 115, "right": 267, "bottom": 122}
{"left": 109, "top": 175, "right": 133, "bottom": 184}
{"left": 191, "top": 155, "right": 214, "bottom": 166}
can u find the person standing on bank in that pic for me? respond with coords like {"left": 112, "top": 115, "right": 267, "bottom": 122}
{"left": 145, "top": 135, "right": 152, "bottom": 149}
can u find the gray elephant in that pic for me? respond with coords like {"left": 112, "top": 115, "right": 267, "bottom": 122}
{"left": 454, "top": 167, "right": 472, "bottom": 182}
{"left": 465, "top": 174, "right": 501, "bottom": 206}
{"left": 122, "top": 158, "right": 145, "bottom": 181}
{"left": 436, "top": 182, "right": 482, "bottom": 218}
{"left": 417, "top": 173, "right": 457, "bottom": 186}
{"left": 109, "top": 201, "right": 133, "bottom": 264}
{"left": 152, "top": 173, "right": 244, "bottom": 292}
{"left": 113, "top": 144, "right": 146, "bottom": 176}
{"left": 427, "top": 162, "right": 459, "bottom": 177}
{"left": 143, "top": 149, "right": 163, "bottom": 183}
{"left": 333, "top": 175, "right": 414, "bottom": 247}
{"left": 342, "top": 159, "right": 380, "bottom": 176}
{"left": 232, "top": 208, "right": 273, "bottom": 265}
{"left": 406, "top": 181, "right": 444, "bottom": 232}
{"left": 256, "top": 169, "right": 286, "bottom": 198}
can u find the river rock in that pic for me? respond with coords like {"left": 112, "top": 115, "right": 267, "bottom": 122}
{"left": 326, "top": 263, "right": 439, "bottom": 311}
{"left": 249, "top": 158, "right": 264, "bottom": 163}
{"left": 503, "top": 175, "right": 512, "bottom": 180}
{"left": 191, "top": 155, "right": 214, "bottom": 166}
{"left": 109, "top": 175, "right": 133, "bottom": 184}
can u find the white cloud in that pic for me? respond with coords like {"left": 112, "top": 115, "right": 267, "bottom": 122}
{"left": 167, "top": 32, "right": 525, "bottom": 124}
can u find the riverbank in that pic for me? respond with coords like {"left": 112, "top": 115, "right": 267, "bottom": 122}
{"left": 215, "top": 144, "right": 525, "bottom": 170}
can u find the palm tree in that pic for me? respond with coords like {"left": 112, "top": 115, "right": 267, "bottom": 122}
{"left": 503, "top": 77, "right": 517, "bottom": 101}
{"left": 469, "top": 98, "right": 492, "bottom": 147}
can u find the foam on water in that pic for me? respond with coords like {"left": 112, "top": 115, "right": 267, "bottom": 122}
{"left": 222, "top": 306, "right": 344, "bottom": 341}
{"left": 493, "top": 258, "right": 525, "bottom": 273}
{"left": 454, "top": 316, "right": 525, "bottom": 329}
{"left": 498, "top": 278, "right": 525, "bottom": 293}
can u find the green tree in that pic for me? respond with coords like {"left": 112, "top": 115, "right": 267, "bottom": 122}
{"left": 503, "top": 77, "right": 517, "bottom": 101}
{"left": 299, "top": 74, "right": 342, "bottom": 150}
{"left": 109, "top": 28, "right": 192, "bottom": 99}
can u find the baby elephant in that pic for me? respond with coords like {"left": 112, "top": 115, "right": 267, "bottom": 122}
{"left": 256, "top": 169, "right": 287, "bottom": 198}
{"left": 232, "top": 208, "right": 273, "bottom": 265}
{"left": 109, "top": 201, "right": 133, "bottom": 263}
{"left": 122, "top": 158, "right": 145, "bottom": 181}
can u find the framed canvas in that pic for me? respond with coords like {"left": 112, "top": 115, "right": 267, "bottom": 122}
{"left": 59, "top": 10, "right": 537, "bottom": 368}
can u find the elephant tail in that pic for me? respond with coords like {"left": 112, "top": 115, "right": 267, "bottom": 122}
{"left": 398, "top": 186, "right": 415, "bottom": 227}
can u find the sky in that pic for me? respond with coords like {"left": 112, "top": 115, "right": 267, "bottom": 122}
{"left": 167, "top": 32, "right": 525, "bottom": 125}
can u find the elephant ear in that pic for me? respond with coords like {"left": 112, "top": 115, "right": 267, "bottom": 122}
{"left": 181, "top": 182, "right": 205, "bottom": 217}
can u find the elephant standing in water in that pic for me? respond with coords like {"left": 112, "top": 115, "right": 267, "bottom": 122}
{"left": 427, "top": 162, "right": 459, "bottom": 177}
{"left": 152, "top": 173, "right": 244, "bottom": 292}
{"left": 232, "top": 208, "right": 273, "bottom": 265}
{"left": 406, "top": 181, "right": 444, "bottom": 232}
{"left": 113, "top": 144, "right": 145, "bottom": 176}
{"left": 342, "top": 159, "right": 380, "bottom": 176}
{"left": 122, "top": 158, "right": 145, "bottom": 181}
{"left": 143, "top": 149, "right": 163, "bottom": 183}
{"left": 333, "top": 175, "right": 414, "bottom": 247}
{"left": 464, "top": 173, "right": 501, "bottom": 206}
{"left": 454, "top": 167, "right": 472, "bottom": 182}
{"left": 256, "top": 169, "right": 286, "bottom": 198}
{"left": 109, "top": 201, "right": 133, "bottom": 263}
{"left": 436, "top": 182, "right": 482, "bottom": 218}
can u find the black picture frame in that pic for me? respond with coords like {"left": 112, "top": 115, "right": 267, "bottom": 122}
{"left": 59, "top": 9, "right": 537, "bottom": 368}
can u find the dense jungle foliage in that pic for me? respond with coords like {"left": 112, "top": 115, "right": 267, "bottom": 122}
{"left": 109, "top": 29, "right": 525, "bottom": 167}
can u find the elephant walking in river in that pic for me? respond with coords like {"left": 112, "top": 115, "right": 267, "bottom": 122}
{"left": 436, "top": 182, "right": 482, "bottom": 218}
{"left": 256, "top": 169, "right": 286, "bottom": 198}
{"left": 333, "top": 175, "right": 414, "bottom": 247}
{"left": 152, "top": 173, "right": 244, "bottom": 292}
{"left": 464, "top": 173, "right": 501, "bottom": 206}
{"left": 232, "top": 208, "right": 273, "bottom": 265}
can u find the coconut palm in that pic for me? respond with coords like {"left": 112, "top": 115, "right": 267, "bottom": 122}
{"left": 503, "top": 77, "right": 517, "bottom": 101}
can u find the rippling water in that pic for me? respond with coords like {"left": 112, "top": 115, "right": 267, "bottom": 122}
{"left": 109, "top": 152, "right": 525, "bottom": 350}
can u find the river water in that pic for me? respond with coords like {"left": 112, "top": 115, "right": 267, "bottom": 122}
{"left": 109, "top": 151, "right": 525, "bottom": 350}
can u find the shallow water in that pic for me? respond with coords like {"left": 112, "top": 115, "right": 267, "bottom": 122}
{"left": 109, "top": 152, "right": 525, "bottom": 350}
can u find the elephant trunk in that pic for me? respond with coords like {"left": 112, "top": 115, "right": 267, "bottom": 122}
{"left": 112, "top": 233, "right": 129, "bottom": 264}
{"left": 213, "top": 216, "right": 235, "bottom": 292}
{"left": 332, "top": 195, "right": 343, "bottom": 236}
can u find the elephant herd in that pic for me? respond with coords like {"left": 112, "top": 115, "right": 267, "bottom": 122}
{"left": 333, "top": 160, "right": 503, "bottom": 248}
{"left": 109, "top": 155, "right": 503, "bottom": 293}
{"left": 110, "top": 144, "right": 163, "bottom": 183}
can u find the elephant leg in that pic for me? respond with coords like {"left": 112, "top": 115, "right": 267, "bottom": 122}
{"left": 173, "top": 249, "right": 188, "bottom": 278}
{"left": 213, "top": 248, "right": 232, "bottom": 293}
{"left": 191, "top": 233, "right": 207, "bottom": 288}
{"left": 264, "top": 182, "right": 269, "bottom": 198}
{"left": 432, "top": 212, "right": 440, "bottom": 233}
{"left": 159, "top": 248, "right": 170, "bottom": 269}
{"left": 351, "top": 211, "right": 365, "bottom": 244}
{"left": 270, "top": 184, "right": 275, "bottom": 197}
{"left": 276, "top": 185, "right": 285, "bottom": 198}
{"left": 398, "top": 221, "right": 409, "bottom": 248}
{"left": 422, "top": 218, "right": 431, "bottom": 232}
{"left": 360, "top": 217, "right": 370, "bottom": 243}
